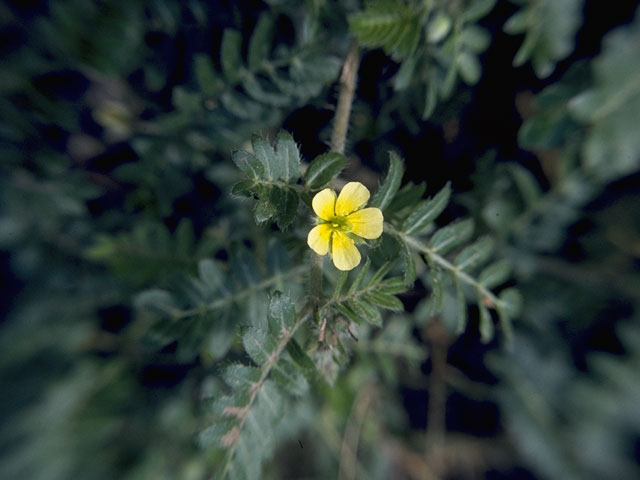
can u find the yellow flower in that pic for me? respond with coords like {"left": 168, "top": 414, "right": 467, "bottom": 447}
{"left": 307, "top": 182, "right": 383, "bottom": 271}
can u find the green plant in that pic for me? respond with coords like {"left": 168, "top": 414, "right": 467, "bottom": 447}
{"left": 1, "top": 1, "right": 639, "bottom": 479}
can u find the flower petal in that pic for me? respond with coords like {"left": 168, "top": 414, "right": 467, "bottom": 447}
{"left": 331, "top": 231, "right": 361, "bottom": 271}
{"left": 335, "top": 182, "right": 370, "bottom": 216}
{"left": 312, "top": 188, "right": 336, "bottom": 221}
{"left": 307, "top": 224, "right": 332, "bottom": 255}
{"left": 347, "top": 207, "right": 384, "bottom": 239}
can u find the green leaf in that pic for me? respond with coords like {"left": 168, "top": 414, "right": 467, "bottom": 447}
{"left": 175, "top": 219, "right": 195, "bottom": 256}
{"left": 172, "top": 87, "right": 202, "bottom": 112}
{"left": 231, "top": 180, "right": 255, "bottom": 197}
{"left": 275, "top": 131, "right": 301, "bottom": 182}
{"left": 232, "top": 150, "right": 264, "bottom": 179}
{"left": 429, "top": 218, "right": 475, "bottom": 254}
{"left": 370, "top": 151, "right": 404, "bottom": 210}
{"left": 499, "top": 288, "right": 523, "bottom": 318}
{"left": 509, "top": 164, "right": 542, "bottom": 208}
{"left": 423, "top": 79, "right": 438, "bottom": 119}
{"left": 242, "top": 327, "right": 276, "bottom": 365}
{"left": 243, "top": 74, "right": 290, "bottom": 107}
{"left": 198, "top": 259, "right": 226, "bottom": 293}
{"left": 206, "top": 313, "right": 235, "bottom": 361}
{"left": 402, "top": 183, "right": 451, "bottom": 235}
{"left": 221, "top": 363, "right": 261, "bottom": 390}
{"left": 194, "top": 53, "right": 224, "bottom": 97}
{"left": 267, "top": 291, "right": 296, "bottom": 335}
{"left": 457, "top": 52, "right": 482, "bottom": 85}
{"left": 462, "top": 0, "right": 496, "bottom": 22}
{"left": 286, "top": 339, "right": 318, "bottom": 381}
{"left": 504, "top": 10, "right": 531, "bottom": 34}
{"left": 396, "top": 236, "right": 416, "bottom": 285}
{"left": 427, "top": 13, "right": 452, "bottom": 43}
{"left": 569, "top": 16, "right": 640, "bottom": 179}
{"left": 455, "top": 236, "right": 494, "bottom": 271}
{"left": 333, "top": 271, "right": 349, "bottom": 298}
{"left": 335, "top": 302, "right": 362, "bottom": 325}
{"left": 270, "top": 187, "right": 298, "bottom": 230}
{"left": 455, "top": 277, "right": 468, "bottom": 334}
{"left": 364, "top": 291, "right": 403, "bottom": 311}
{"left": 347, "top": 258, "right": 371, "bottom": 296}
{"left": 349, "top": 0, "right": 422, "bottom": 60}
{"left": 134, "top": 289, "right": 176, "bottom": 316}
{"left": 505, "top": 0, "right": 582, "bottom": 78}
{"left": 252, "top": 134, "right": 279, "bottom": 180}
{"left": 349, "top": 299, "right": 382, "bottom": 327}
{"left": 479, "top": 260, "right": 512, "bottom": 289}
{"left": 378, "top": 277, "right": 407, "bottom": 295}
{"left": 366, "top": 261, "right": 393, "bottom": 288}
{"left": 272, "top": 359, "right": 308, "bottom": 396}
{"left": 389, "top": 182, "right": 427, "bottom": 212}
{"left": 496, "top": 306, "right": 514, "bottom": 347}
{"left": 254, "top": 191, "right": 277, "bottom": 223}
{"left": 221, "top": 29, "right": 243, "bottom": 82}
{"left": 248, "top": 14, "right": 273, "bottom": 71}
{"left": 393, "top": 55, "right": 418, "bottom": 91}
{"left": 460, "top": 26, "right": 491, "bottom": 53}
{"left": 231, "top": 246, "right": 262, "bottom": 287}
{"left": 303, "top": 152, "right": 346, "bottom": 190}
{"left": 479, "top": 302, "right": 494, "bottom": 343}
{"left": 220, "top": 91, "right": 265, "bottom": 120}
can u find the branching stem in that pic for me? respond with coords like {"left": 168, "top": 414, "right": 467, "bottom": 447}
{"left": 385, "top": 223, "right": 503, "bottom": 309}
{"left": 331, "top": 43, "right": 360, "bottom": 154}
{"left": 223, "top": 306, "right": 313, "bottom": 474}
{"left": 170, "top": 265, "right": 306, "bottom": 319}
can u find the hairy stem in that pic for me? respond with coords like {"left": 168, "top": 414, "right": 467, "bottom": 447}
{"left": 385, "top": 223, "right": 503, "bottom": 309}
{"left": 310, "top": 252, "right": 324, "bottom": 311}
{"left": 331, "top": 42, "right": 360, "bottom": 154}
{"left": 170, "top": 265, "right": 306, "bottom": 319}
{"left": 223, "top": 306, "right": 313, "bottom": 473}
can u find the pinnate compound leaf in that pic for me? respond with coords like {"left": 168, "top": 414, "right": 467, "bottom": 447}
{"left": 349, "top": 0, "right": 421, "bottom": 60}
{"left": 568, "top": 15, "right": 640, "bottom": 179}
{"left": 504, "top": 0, "right": 582, "bottom": 78}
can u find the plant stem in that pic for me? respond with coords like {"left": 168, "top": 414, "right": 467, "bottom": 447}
{"left": 338, "top": 383, "right": 376, "bottom": 480}
{"left": 310, "top": 252, "right": 324, "bottom": 311}
{"left": 425, "top": 319, "right": 450, "bottom": 450}
{"left": 331, "top": 42, "right": 360, "bottom": 154}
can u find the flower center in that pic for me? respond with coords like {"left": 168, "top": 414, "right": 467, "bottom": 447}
{"left": 326, "top": 215, "right": 350, "bottom": 233}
